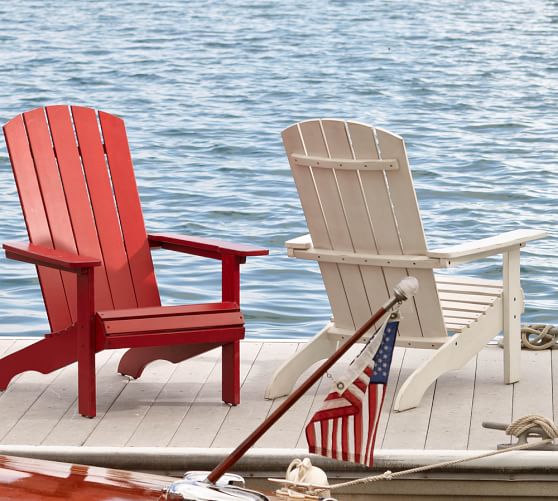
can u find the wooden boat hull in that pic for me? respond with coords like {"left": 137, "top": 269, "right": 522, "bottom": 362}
{"left": 0, "top": 454, "right": 171, "bottom": 500}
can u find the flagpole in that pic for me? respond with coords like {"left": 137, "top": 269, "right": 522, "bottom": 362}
{"left": 206, "top": 277, "right": 418, "bottom": 485}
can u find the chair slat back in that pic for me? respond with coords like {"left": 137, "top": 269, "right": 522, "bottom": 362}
{"left": 3, "top": 106, "right": 160, "bottom": 332}
{"left": 4, "top": 114, "right": 74, "bottom": 331}
{"left": 46, "top": 106, "right": 114, "bottom": 314}
{"left": 283, "top": 121, "right": 353, "bottom": 329}
{"left": 283, "top": 120, "right": 446, "bottom": 340}
{"left": 372, "top": 127, "right": 446, "bottom": 339}
{"left": 98, "top": 110, "right": 159, "bottom": 307}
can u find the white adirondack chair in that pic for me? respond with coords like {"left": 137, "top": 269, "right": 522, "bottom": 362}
{"left": 265, "top": 119, "right": 547, "bottom": 411}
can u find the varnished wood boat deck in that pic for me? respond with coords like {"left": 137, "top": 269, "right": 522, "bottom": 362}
{"left": 0, "top": 338, "right": 555, "bottom": 451}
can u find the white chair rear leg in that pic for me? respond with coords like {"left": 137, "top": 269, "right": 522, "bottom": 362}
{"left": 265, "top": 323, "right": 338, "bottom": 399}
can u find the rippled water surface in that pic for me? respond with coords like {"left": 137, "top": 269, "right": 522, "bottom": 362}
{"left": 0, "top": 0, "right": 557, "bottom": 339}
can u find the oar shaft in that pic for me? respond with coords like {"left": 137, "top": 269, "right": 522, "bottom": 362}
{"left": 206, "top": 296, "right": 399, "bottom": 484}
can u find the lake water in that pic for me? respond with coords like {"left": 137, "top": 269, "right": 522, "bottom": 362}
{"left": 0, "top": 0, "right": 557, "bottom": 339}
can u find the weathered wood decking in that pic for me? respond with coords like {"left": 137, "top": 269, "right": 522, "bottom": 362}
{"left": 0, "top": 338, "right": 555, "bottom": 451}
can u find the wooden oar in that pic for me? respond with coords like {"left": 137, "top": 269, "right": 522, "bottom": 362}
{"left": 206, "top": 277, "right": 418, "bottom": 484}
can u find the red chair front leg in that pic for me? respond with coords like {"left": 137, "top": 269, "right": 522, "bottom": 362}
{"left": 222, "top": 341, "right": 240, "bottom": 405}
{"left": 76, "top": 268, "right": 96, "bottom": 418}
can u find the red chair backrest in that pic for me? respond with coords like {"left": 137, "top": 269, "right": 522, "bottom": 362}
{"left": 3, "top": 106, "right": 161, "bottom": 332}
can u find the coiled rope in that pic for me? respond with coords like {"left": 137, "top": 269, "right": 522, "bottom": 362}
{"left": 506, "top": 414, "right": 558, "bottom": 440}
{"left": 272, "top": 415, "right": 557, "bottom": 497}
{"left": 521, "top": 324, "right": 558, "bottom": 350}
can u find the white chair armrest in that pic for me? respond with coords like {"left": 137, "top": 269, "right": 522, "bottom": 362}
{"left": 285, "top": 233, "right": 313, "bottom": 250}
{"left": 428, "top": 229, "right": 547, "bottom": 260}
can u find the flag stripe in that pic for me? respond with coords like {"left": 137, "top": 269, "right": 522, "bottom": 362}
{"left": 320, "top": 420, "right": 328, "bottom": 454}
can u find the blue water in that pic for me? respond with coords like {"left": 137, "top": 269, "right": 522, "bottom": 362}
{"left": 0, "top": 0, "right": 557, "bottom": 339}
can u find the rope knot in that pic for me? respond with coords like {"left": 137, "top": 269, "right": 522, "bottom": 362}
{"left": 382, "top": 470, "right": 393, "bottom": 480}
{"left": 506, "top": 415, "right": 558, "bottom": 440}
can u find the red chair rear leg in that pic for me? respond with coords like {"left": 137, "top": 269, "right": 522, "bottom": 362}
{"left": 0, "top": 331, "right": 78, "bottom": 390}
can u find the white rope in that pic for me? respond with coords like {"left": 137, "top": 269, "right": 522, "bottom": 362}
{"left": 273, "top": 415, "right": 556, "bottom": 496}
{"left": 324, "top": 437, "right": 552, "bottom": 491}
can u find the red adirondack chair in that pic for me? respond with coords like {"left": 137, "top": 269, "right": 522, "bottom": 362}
{"left": 1, "top": 105, "right": 268, "bottom": 417}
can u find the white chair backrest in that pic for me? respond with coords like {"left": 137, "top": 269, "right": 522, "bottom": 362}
{"left": 282, "top": 119, "right": 446, "bottom": 340}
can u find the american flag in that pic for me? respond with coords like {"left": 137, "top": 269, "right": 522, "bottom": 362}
{"left": 305, "top": 320, "right": 399, "bottom": 467}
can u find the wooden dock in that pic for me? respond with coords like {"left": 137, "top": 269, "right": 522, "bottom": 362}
{"left": 0, "top": 338, "right": 555, "bottom": 451}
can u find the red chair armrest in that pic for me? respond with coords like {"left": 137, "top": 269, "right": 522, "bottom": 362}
{"left": 148, "top": 233, "right": 268, "bottom": 260}
{"left": 3, "top": 241, "right": 102, "bottom": 272}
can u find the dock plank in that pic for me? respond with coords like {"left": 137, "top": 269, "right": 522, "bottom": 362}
{"left": 1, "top": 350, "right": 113, "bottom": 445}
{"left": 381, "top": 349, "right": 436, "bottom": 450}
{"left": 376, "top": 347, "right": 405, "bottom": 447}
{"left": 0, "top": 340, "right": 16, "bottom": 355}
{"left": 0, "top": 339, "right": 553, "bottom": 456}
{"left": 260, "top": 344, "right": 366, "bottom": 449}
{"left": 42, "top": 351, "right": 128, "bottom": 445}
{"left": 553, "top": 349, "right": 558, "bottom": 425}
{"left": 168, "top": 342, "right": 262, "bottom": 448}
{"left": 126, "top": 348, "right": 219, "bottom": 447}
{"left": 84, "top": 360, "right": 177, "bottom": 446}
{"left": 468, "top": 347, "right": 513, "bottom": 450}
{"left": 212, "top": 342, "right": 299, "bottom": 448}
{"left": 0, "top": 340, "right": 63, "bottom": 442}
{"left": 257, "top": 343, "right": 319, "bottom": 448}
{"left": 425, "top": 356, "right": 476, "bottom": 450}
{"left": 512, "top": 349, "right": 553, "bottom": 420}
{"left": 294, "top": 368, "right": 332, "bottom": 449}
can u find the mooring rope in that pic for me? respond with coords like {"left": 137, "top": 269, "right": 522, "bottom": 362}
{"left": 324, "top": 437, "right": 552, "bottom": 492}
{"left": 272, "top": 415, "right": 557, "bottom": 497}
{"left": 520, "top": 324, "right": 558, "bottom": 350}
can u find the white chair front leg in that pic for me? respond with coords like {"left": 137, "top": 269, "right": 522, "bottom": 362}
{"left": 503, "top": 246, "right": 522, "bottom": 384}
{"left": 265, "top": 323, "right": 338, "bottom": 399}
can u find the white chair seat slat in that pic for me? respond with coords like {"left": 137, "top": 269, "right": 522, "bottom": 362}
{"left": 440, "top": 300, "right": 488, "bottom": 313}
{"left": 441, "top": 309, "right": 483, "bottom": 320}
{"left": 435, "top": 275, "right": 504, "bottom": 288}
{"left": 437, "top": 282, "right": 502, "bottom": 296}
{"left": 445, "top": 323, "right": 468, "bottom": 333}
{"left": 443, "top": 316, "right": 476, "bottom": 327}
{"left": 439, "top": 291, "right": 497, "bottom": 305}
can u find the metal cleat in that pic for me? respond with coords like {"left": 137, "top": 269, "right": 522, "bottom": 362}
{"left": 482, "top": 421, "right": 558, "bottom": 451}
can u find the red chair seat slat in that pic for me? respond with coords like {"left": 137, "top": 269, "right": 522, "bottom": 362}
{"left": 97, "top": 301, "right": 240, "bottom": 321}
{"left": 101, "top": 311, "right": 244, "bottom": 336}
{"left": 103, "top": 328, "right": 245, "bottom": 350}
